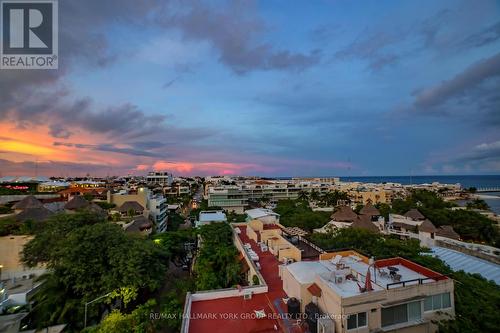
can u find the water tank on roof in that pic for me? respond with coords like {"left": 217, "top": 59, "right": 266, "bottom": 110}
{"left": 287, "top": 297, "right": 301, "bottom": 319}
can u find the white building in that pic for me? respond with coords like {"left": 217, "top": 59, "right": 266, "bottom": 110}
{"left": 108, "top": 187, "right": 168, "bottom": 232}
{"left": 196, "top": 211, "right": 227, "bottom": 227}
{"left": 146, "top": 172, "right": 173, "bottom": 186}
{"left": 244, "top": 208, "right": 280, "bottom": 224}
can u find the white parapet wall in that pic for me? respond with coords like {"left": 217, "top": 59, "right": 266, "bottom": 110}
{"left": 180, "top": 285, "right": 269, "bottom": 333}
{"left": 190, "top": 285, "right": 269, "bottom": 301}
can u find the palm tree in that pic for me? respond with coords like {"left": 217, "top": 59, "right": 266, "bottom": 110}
{"left": 297, "top": 190, "right": 309, "bottom": 202}
{"left": 310, "top": 190, "right": 320, "bottom": 202}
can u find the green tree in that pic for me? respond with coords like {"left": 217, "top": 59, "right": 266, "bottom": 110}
{"left": 354, "top": 203, "right": 363, "bottom": 214}
{"left": 153, "top": 229, "right": 196, "bottom": 267}
{"left": 274, "top": 199, "right": 330, "bottom": 232}
{"left": 297, "top": 190, "right": 309, "bottom": 202}
{"left": 84, "top": 299, "right": 157, "bottom": 333}
{"left": 466, "top": 198, "right": 490, "bottom": 210}
{"left": 83, "top": 193, "right": 94, "bottom": 202}
{"left": 22, "top": 212, "right": 168, "bottom": 330}
{"left": 194, "top": 223, "right": 242, "bottom": 290}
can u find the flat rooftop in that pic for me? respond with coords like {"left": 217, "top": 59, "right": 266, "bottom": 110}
{"left": 245, "top": 208, "right": 279, "bottom": 219}
{"left": 286, "top": 252, "right": 446, "bottom": 298}
{"left": 199, "top": 210, "right": 227, "bottom": 222}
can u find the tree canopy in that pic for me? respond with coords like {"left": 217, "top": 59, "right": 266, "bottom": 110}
{"left": 22, "top": 212, "right": 168, "bottom": 330}
{"left": 194, "top": 223, "right": 243, "bottom": 290}
{"left": 385, "top": 190, "right": 499, "bottom": 246}
{"left": 274, "top": 199, "right": 331, "bottom": 232}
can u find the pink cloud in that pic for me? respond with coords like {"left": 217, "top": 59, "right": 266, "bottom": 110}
{"left": 148, "top": 160, "right": 275, "bottom": 176}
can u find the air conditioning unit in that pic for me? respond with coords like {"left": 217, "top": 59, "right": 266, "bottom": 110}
{"left": 243, "top": 292, "right": 253, "bottom": 300}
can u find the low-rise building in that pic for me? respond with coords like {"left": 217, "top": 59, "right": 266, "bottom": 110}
{"left": 206, "top": 178, "right": 338, "bottom": 212}
{"left": 37, "top": 180, "right": 70, "bottom": 192}
{"left": 181, "top": 222, "right": 453, "bottom": 333}
{"left": 108, "top": 188, "right": 167, "bottom": 232}
{"left": 244, "top": 208, "right": 280, "bottom": 224}
{"left": 196, "top": 210, "right": 227, "bottom": 227}
{"left": 207, "top": 186, "right": 248, "bottom": 213}
{"left": 146, "top": 172, "right": 173, "bottom": 186}
{"left": 281, "top": 250, "right": 454, "bottom": 333}
{"left": 314, "top": 206, "right": 382, "bottom": 234}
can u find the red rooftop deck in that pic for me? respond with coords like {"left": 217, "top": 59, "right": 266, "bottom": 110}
{"left": 188, "top": 225, "right": 306, "bottom": 333}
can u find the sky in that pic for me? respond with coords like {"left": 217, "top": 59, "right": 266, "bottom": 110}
{"left": 1, "top": 0, "right": 500, "bottom": 177}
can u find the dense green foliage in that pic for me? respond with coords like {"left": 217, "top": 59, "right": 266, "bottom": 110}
{"left": 388, "top": 190, "right": 499, "bottom": 246}
{"left": 275, "top": 199, "right": 331, "bottom": 231}
{"left": 94, "top": 202, "right": 116, "bottom": 210}
{"left": 83, "top": 299, "right": 157, "bottom": 333}
{"left": 194, "top": 223, "right": 243, "bottom": 290}
{"left": 466, "top": 198, "right": 490, "bottom": 210}
{"left": 0, "top": 217, "right": 33, "bottom": 236}
{"left": 22, "top": 212, "right": 168, "bottom": 330}
{"left": 298, "top": 189, "right": 349, "bottom": 207}
{"left": 308, "top": 228, "right": 500, "bottom": 333}
{"left": 226, "top": 211, "right": 247, "bottom": 222}
{"left": 157, "top": 278, "right": 195, "bottom": 331}
{"left": 167, "top": 212, "right": 185, "bottom": 231}
{"left": 152, "top": 229, "right": 196, "bottom": 267}
{"left": 0, "top": 205, "right": 13, "bottom": 214}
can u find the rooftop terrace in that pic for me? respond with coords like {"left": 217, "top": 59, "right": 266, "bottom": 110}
{"left": 286, "top": 251, "right": 447, "bottom": 298}
{"left": 186, "top": 225, "right": 306, "bottom": 333}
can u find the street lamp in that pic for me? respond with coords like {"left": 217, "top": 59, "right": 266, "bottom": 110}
{"left": 84, "top": 292, "right": 112, "bottom": 328}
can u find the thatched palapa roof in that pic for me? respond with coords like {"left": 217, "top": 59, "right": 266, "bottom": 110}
{"left": 359, "top": 203, "right": 380, "bottom": 216}
{"left": 12, "top": 195, "right": 44, "bottom": 210}
{"left": 404, "top": 208, "right": 425, "bottom": 220}
{"left": 15, "top": 207, "right": 53, "bottom": 222}
{"left": 117, "top": 201, "right": 144, "bottom": 213}
{"left": 330, "top": 206, "right": 358, "bottom": 222}
{"left": 436, "top": 225, "right": 460, "bottom": 240}
{"left": 351, "top": 214, "right": 379, "bottom": 233}
{"left": 418, "top": 219, "right": 438, "bottom": 233}
{"left": 125, "top": 216, "right": 152, "bottom": 233}
{"left": 64, "top": 196, "right": 90, "bottom": 210}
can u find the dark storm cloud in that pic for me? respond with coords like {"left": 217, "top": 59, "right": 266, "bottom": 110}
{"left": 413, "top": 52, "right": 500, "bottom": 109}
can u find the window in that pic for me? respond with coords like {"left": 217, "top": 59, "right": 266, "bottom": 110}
{"left": 424, "top": 293, "right": 451, "bottom": 312}
{"left": 381, "top": 301, "right": 421, "bottom": 327}
{"left": 408, "top": 301, "right": 421, "bottom": 321}
{"left": 347, "top": 312, "right": 367, "bottom": 330}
